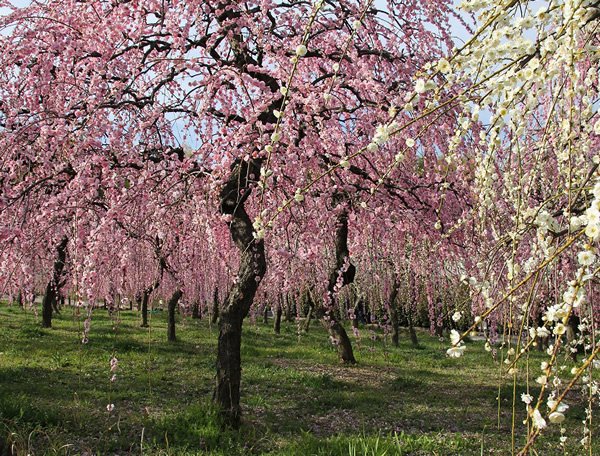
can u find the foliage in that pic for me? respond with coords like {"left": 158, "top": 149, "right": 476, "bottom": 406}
{"left": 1, "top": 0, "right": 600, "bottom": 452}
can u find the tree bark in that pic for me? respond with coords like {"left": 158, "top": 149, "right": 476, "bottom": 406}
{"left": 213, "top": 158, "right": 267, "bottom": 428}
{"left": 211, "top": 286, "right": 219, "bottom": 325}
{"left": 167, "top": 289, "right": 183, "bottom": 342}
{"left": 140, "top": 289, "right": 151, "bottom": 327}
{"left": 140, "top": 260, "right": 164, "bottom": 327}
{"left": 407, "top": 307, "right": 419, "bottom": 346}
{"left": 384, "top": 276, "right": 401, "bottom": 347}
{"left": 304, "top": 305, "right": 313, "bottom": 332}
{"left": 42, "top": 236, "right": 68, "bottom": 328}
{"left": 350, "top": 287, "right": 360, "bottom": 329}
{"left": 262, "top": 304, "right": 269, "bottom": 324}
{"left": 285, "top": 293, "right": 293, "bottom": 322}
{"left": 274, "top": 296, "right": 282, "bottom": 334}
{"left": 303, "top": 288, "right": 314, "bottom": 332}
{"left": 320, "top": 194, "right": 357, "bottom": 364}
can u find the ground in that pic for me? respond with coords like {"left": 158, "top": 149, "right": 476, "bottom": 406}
{"left": 0, "top": 304, "right": 596, "bottom": 455}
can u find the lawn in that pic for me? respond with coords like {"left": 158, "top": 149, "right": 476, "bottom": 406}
{"left": 0, "top": 304, "right": 595, "bottom": 455}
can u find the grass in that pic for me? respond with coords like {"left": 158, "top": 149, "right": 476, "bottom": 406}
{"left": 0, "top": 303, "right": 596, "bottom": 455}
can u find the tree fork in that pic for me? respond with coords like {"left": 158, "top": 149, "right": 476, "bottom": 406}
{"left": 140, "top": 257, "right": 165, "bottom": 327}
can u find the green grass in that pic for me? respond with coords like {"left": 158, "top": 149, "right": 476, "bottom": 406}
{"left": 0, "top": 304, "right": 596, "bottom": 455}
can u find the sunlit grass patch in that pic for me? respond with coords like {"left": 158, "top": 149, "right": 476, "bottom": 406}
{"left": 0, "top": 304, "right": 596, "bottom": 455}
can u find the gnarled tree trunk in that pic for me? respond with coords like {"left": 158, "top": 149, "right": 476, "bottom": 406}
{"left": 167, "top": 289, "right": 183, "bottom": 342}
{"left": 319, "top": 193, "right": 356, "bottom": 364}
{"left": 42, "top": 235, "right": 68, "bottom": 328}
{"left": 214, "top": 158, "right": 267, "bottom": 427}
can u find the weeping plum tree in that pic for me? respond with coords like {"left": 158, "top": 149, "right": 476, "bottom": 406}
{"left": 338, "top": 1, "right": 600, "bottom": 453}
{"left": 3, "top": 0, "right": 600, "bottom": 450}
{"left": 0, "top": 0, "right": 472, "bottom": 428}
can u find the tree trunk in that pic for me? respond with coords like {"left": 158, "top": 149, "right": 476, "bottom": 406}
{"left": 141, "top": 290, "right": 150, "bottom": 327}
{"left": 304, "top": 305, "right": 313, "bottom": 332}
{"left": 407, "top": 308, "right": 419, "bottom": 346}
{"left": 211, "top": 286, "right": 219, "bottom": 325}
{"left": 321, "top": 194, "right": 357, "bottom": 364}
{"left": 262, "top": 304, "right": 269, "bottom": 324}
{"left": 285, "top": 293, "right": 293, "bottom": 322}
{"left": 140, "top": 264, "right": 164, "bottom": 327}
{"left": 53, "top": 294, "right": 62, "bottom": 315}
{"left": 274, "top": 299, "right": 282, "bottom": 334}
{"left": 350, "top": 287, "right": 360, "bottom": 329}
{"left": 303, "top": 288, "right": 314, "bottom": 332}
{"left": 390, "top": 307, "right": 399, "bottom": 347}
{"left": 192, "top": 300, "right": 201, "bottom": 319}
{"left": 387, "top": 276, "right": 400, "bottom": 347}
{"left": 214, "top": 157, "right": 267, "bottom": 428}
{"left": 167, "top": 289, "right": 183, "bottom": 342}
{"left": 42, "top": 236, "right": 68, "bottom": 328}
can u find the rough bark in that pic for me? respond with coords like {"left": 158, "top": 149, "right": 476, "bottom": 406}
{"left": 320, "top": 193, "right": 357, "bottom": 364}
{"left": 42, "top": 236, "right": 68, "bottom": 328}
{"left": 214, "top": 158, "right": 267, "bottom": 428}
{"left": 167, "top": 289, "right": 183, "bottom": 342}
